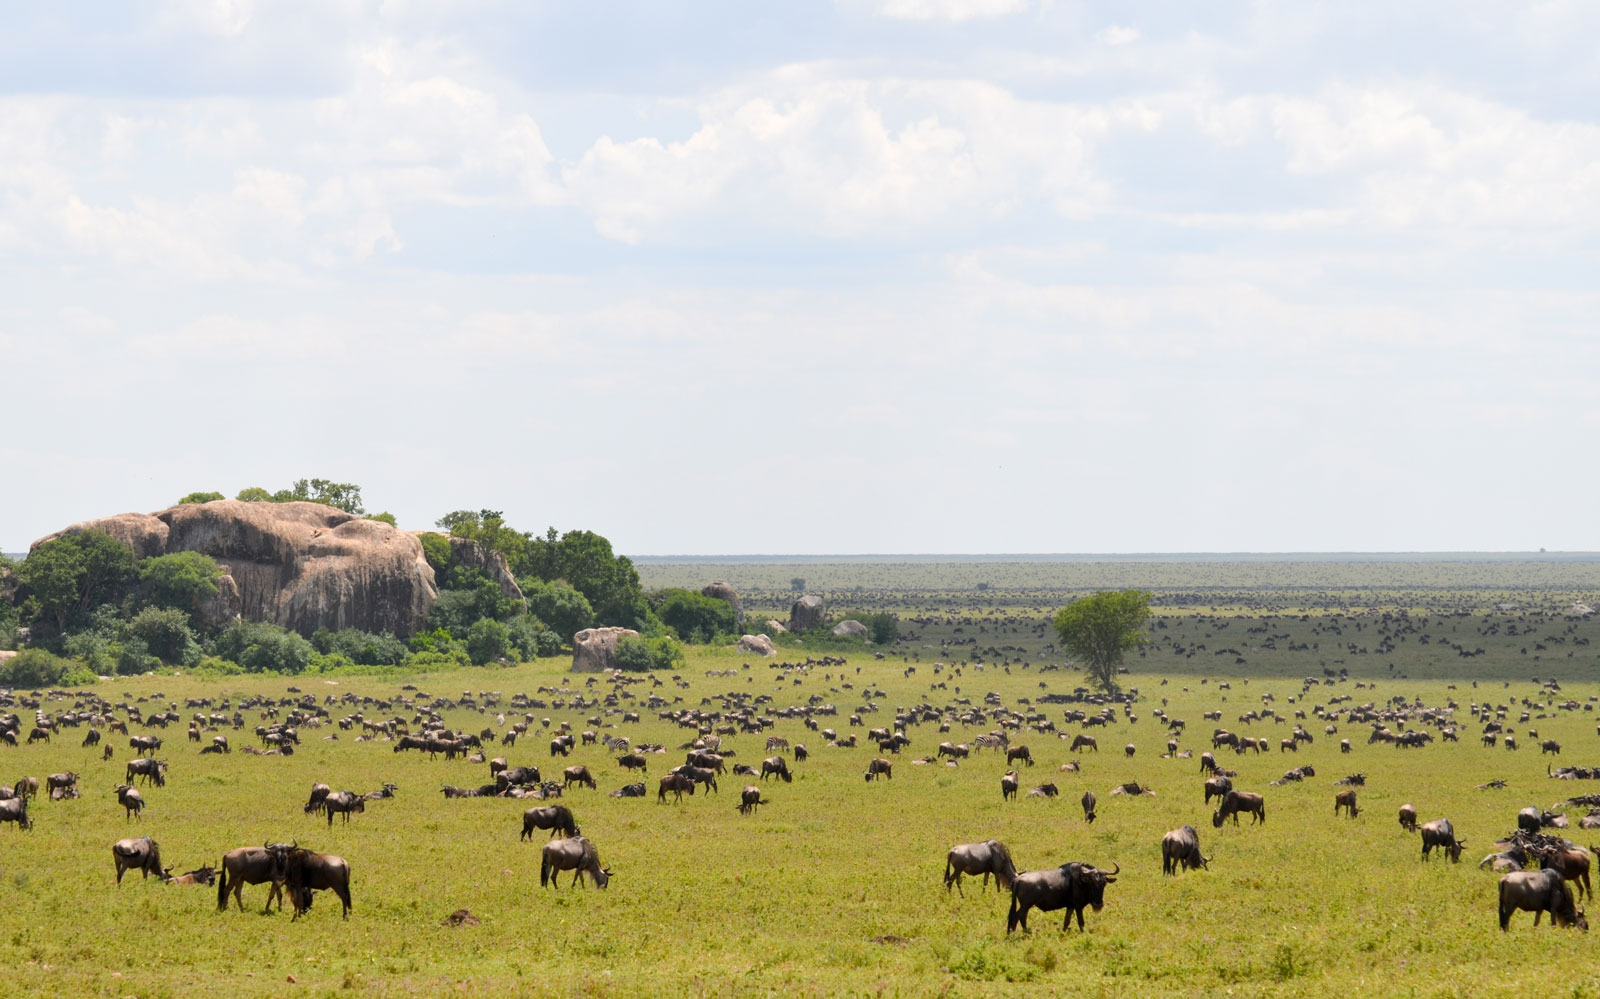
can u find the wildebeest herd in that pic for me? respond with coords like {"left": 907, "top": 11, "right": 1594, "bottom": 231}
{"left": 1, "top": 659, "right": 1596, "bottom": 943}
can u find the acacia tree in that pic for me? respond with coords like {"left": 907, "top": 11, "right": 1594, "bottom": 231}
{"left": 1052, "top": 590, "right": 1151, "bottom": 694}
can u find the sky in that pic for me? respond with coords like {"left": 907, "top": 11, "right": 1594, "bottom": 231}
{"left": 4, "top": 1, "right": 1599, "bottom": 556}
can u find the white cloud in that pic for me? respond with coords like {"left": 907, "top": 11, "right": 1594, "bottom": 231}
{"left": 1095, "top": 25, "right": 1139, "bottom": 46}
{"left": 844, "top": 0, "right": 1031, "bottom": 21}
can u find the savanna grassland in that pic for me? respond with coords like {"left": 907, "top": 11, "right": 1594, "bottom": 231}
{"left": 3, "top": 558, "right": 1599, "bottom": 999}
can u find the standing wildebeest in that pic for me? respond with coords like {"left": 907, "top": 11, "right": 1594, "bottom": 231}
{"left": 115, "top": 784, "right": 145, "bottom": 820}
{"left": 321, "top": 790, "right": 365, "bottom": 827}
{"left": 1527, "top": 843, "right": 1593, "bottom": 901}
{"left": 1399, "top": 803, "right": 1418, "bottom": 833}
{"left": 761, "top": 756, "right": 793, "bottom": 783}
{"left": 1081, "top": 790, "right": 1097, "bottom": 823}
{"left": 1070, "top": 734, "right": 1098, "bottom": 753}
{"left": 1006, "top": 861, "right": 1118, "bottom": 933}
{"left": 1419, "top": 818, "right": 1465, "bottom": 862}
{"left": 0, "top": 796, "right": 29, "bottom": 830}
{"left": 280, "top": 847, "right": 352, "bottom": 920}
{"left": 540, "top": 835, "right": 611, "bottom": 889}
{"left": 1161, "top": 825, "right": 1210, "bottom": 875}
{"left": 129, "top": 735, "right": 162, "bottom": 754}
{"left": 658, "top": 773, "right": 695, "bottom": 803}
{"left": 1518, "top": 807, "right": 1544, "bottom": 835}
{"left": 1334, "top": 790, "right": 1361, "bottom": 818}
{"left": 1340, "top": 739, "right": 1351, "bottom": 753}
{"left": 521, "top": 804, "right": 580, "bottom": 840}
{"left": 945, "top": 840, "right": 1017, "bottom": 896}
{"left": 1001, "top": 771, "right": 1019, "bottom": 801}
{"left": 1007, "top": 745, "right": 1034, "bottom": 767}
{"left": 112, "top": 836, "right": 167, "bottom": 883}
{"left": 1212, "top": 790, "right": 1265, "bottom": 828}
{"left": 126, "top": 758, "right": 166, "bottom": 787}
{"left": 1204, "top": 775, "right": 1233, "bottom": 805}
{"left": 1542, "top": 739, "right": 1562, "bottom": 755}
{"left": 617, "top": 753, "right": 649, "bottom": 773}
{"left": 1499, "top": 868, "right": 1587, "bottom": 930}
{"left": 1199, "top": 751, "right": 1217, "bottom": 774}
{"left": 864, "top": 758, "right": 893, "bottom": 781}
{"left": 217, "top": 845, "right": 288, "bottom": 912}
{"left": 562, "top": 765, "right": 596, "bottom": 790}
{"left": 304, "top": 783, "right": 331, "bottom": 814}
{"left": 737, "top": 785, "right": 767, "bottom": 816}
{"left": 675, "top": 765, "right": 718, "bottom": 794}
{"left": 44, "top": 773, "right": 74, "bottom": 798}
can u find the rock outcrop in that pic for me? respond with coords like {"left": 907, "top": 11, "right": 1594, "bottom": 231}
{"left": 789, "top": 594, "right": 825, "bottom": 633}
{"left": 701, "top": 581, "right": 744, "bottom": 629}
{"left": 765, "top": 619, "right": 788, "bottom": 634}
{"left": 831, "top": 619, "right": 869, "bottom": 639}
{"left": 736, "top": 633, "right": 776, "bottom": 657}
{"left": 447, "top": 536, "right": 526, "bottom": 610}
{"left": 571, "top": 627, "right": 640, "bottom": 673}
{"left": 33, "top": 500, "right": 440, "bottom": 637}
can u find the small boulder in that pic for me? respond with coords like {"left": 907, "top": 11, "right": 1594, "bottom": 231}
{"left": 790, "top": 595, "right": 825, "bottom": 633}
{"left": 737, "top": 634, "right": 776, "bottom": 657}
{"left": 571, "top": 627, "right": 640, "bottom": 673}
{"left": 831, "top": 620, "right": 869, "bottom": 639}
{"left": 766, "top": 620, "right": 788, "bottom": 634}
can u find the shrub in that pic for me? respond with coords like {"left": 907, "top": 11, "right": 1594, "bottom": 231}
{"left": 535, "top": 629, "right": 562, "bottom": 658}
{"left": 650, "top": 588, "right": 737, "bottom": 644}
{"left": 0, "top": 648, "right": 68, "bottom": 688}
{"left": 613, "top": 635, "right": 685, "bottom": 672}
{"left": 403, "top": 648, "right": 469, "bottom": 670}
{"left": 139, "top": 552, "right": 222, "bottom": 620}
{"left": 178, "top": 491, "right": 224, "bottom": 504}
{"left": 311, "top": 628, "right": 408, "bottom": 667}
{"left": 212, "top": 621, "right": 314, "bottom": 674}
{"left": 418, "top": 533, "right": 452, "bottom": 576}
{"left": 126, "top": 606, "right": 201, "bottom": 666}
{"left": 465, "top": 617, "right": 511, "bottom": 666}
{"left": 522, "top": 579, "right": 593, "bottom": 641}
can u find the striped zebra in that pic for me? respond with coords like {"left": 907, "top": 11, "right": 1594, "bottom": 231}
{"left": 604, "top": 736, "right": 631, "bottom": 753}
{"left": 766, "top": 736, "right": 790, "bottom": 754}
{"left": 973, "top": 733, "right": 1009, "bottom": 753}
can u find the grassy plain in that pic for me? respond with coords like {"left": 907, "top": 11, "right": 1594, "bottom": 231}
{"left": 3, "top": 558, "right": 1599, "bottom": 998}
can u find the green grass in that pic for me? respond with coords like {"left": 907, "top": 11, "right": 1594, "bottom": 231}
{"left": 2, "top": 646, "right": 1599, "bottom": 998}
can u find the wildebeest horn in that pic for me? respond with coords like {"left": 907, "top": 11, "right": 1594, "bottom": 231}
{"left": 1106, "top": 861, "right": 1119, "bottom": 878}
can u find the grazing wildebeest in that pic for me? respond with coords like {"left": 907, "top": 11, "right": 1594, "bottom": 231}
{"left": 937, "top": 741, "right": 968, "bottom": 761}
{"left": 82, "top": 729, "right": 101, "bottom": 748}
{"left": 1001, "top": 771, "right": 1019, "bottom": 801}
{"left": 112, "top": 836, "right": 167, "bottom": 884}
{"left": 945, "top": 840, "right": 1017, "bottom": 896}
{"left": 280, "top": 847, "right": 352, "bottom": 920}
{"left": 304, "top": 783, "right": 331, "bottom": 814}
{"left": 0, "top": 796, "right": 29, "bottom": 830}
{"left": 610, "top": 782, "right": 646, "bottom": 798}
{"left": 44, "top": 773, "right": 73, "bottom": 798}
{"left": 1334, "top": 790, "right": 1361, "bottom": 819}
{"left": 1398, "top": 803, "right": 1418, "bottom": 833}
{"left": 1199, "top": 751, "right": 1217, "bottom": 774}
{"left": 217, "top": 845, "right": 288, "bottom": 913}
{"left": 1212, "top": 790, "right": 1266, "bottom": 828}
{"left": 1070, "top": 734, "right": 1097, "bottom": 753}
{"left": 617, "top": 753, "right": 649, "bottom": 773}
{"left": 126, "top": 758, "right": 166, "bottom": 787}
{"left": 1420, "top": 818, "right": 1465, "bottom": 862}
{"left": 549, "top": 737, "right": 572, "bottom": 758}
{"left": 1006, "top": 861, "right": 1118, "bottom": 933}
{"left": 562, "top": 765, "right": 596, "bottom": 790}
{"left": 1204, "top": 775, "right": 1233, "bottom": 805}
{"left": 675, "top": 765, "right": 718, "bottom": 794}
{"left": 115, "top": 784, "right": 145, "bottom": 820}
{"left": 211, "top": 735, "right": 230, "bottom": 754}
{"left": 658, "top": 773, "right": 695, "bottom": 803}
{"left": 129, "top": 735, "right": 161, "bottom": 754}
{"left": 1542, "top": 740, "right": 1562, "bottom": 755}
{"left": 864, "top": 758, "right": 892, "bottom": 781}
{"left": 1161, "top": 825, "right": 1210, "bottom": 875}
{"left": 761, "top": 756, "right": 793, "bottom": 783}
{"left": 1081, "top": 790, "right": 1096, "bottom": 822}
{"left": 167, "top": 865, "right": 217, "bottom": 886}
{"left": 1499, "top": 868, "right": 1587, "bottom": 930}
{"left": 540, "top": 835, "right": 610, "bottom": 889}
{"left": 1007, "top": 745, "right": 1034, "bottom": 767}
{"left": 521, "top": 804, "right": 580, "bottom": 840}
{"left": 321, "top": 790, "right": 365, "bottom": 827}
{"left": 737, "top": 785, "right": 767, "bottom": 816}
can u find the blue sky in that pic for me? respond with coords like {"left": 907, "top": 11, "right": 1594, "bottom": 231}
{"left": 4, "top": 1, "right": 1598, "bottom": 555}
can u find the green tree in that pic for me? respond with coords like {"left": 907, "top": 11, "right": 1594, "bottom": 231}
{"left": 650, "top": 588, "right": 736, "bottom": 644}
{"left": 139, "top": 551, "right": 222, "bottom": 618}
{"left": 0, "top": 647, "right": 68, "bottom": 688}
{"left": 213, "top": 621, "right": 314, "bottom": 674}
{"left": 860, "top": 612, "right": 899, "bottom": 644}
{"left": 418, "top": 533, "right": 452, "bottom": 576}
{"left": 465, "top": 617, "right": 511, "bottom": 665}
{"left": 179, "top": 491, "right": 225, "bottom": 504}
{"left": 126, "top": 606, "right": 201, "bottom": 665}
{"left": 612, "top": 634, "right": 685, "bottom": 672}
{"left": 16, "top": 530, "right": 137, "bottom": 633}
{"left": 235, "top": 486, "right": 273, "bottom": 502}
{"left": 790, "top": 577, "right": 807, "bottom": 592}
{"left": 269, "top": 478, "right": 365, "bottom": 514}
{"left": 1052, "top": 590, "right": 1152, "bottom": 694}
{"left": 522, "top": 579, "right": 592, "bottom": 641}
{"left": 366, "top": 512, "right": 398, "bottom": 527}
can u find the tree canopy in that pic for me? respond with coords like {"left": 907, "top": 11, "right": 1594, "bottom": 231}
{"left": 1052, "top": 589, "right": 1151, "bottom": 694}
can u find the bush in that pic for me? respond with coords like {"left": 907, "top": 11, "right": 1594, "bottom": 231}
{"left": 191, "top": 656, "right": 244, "bottom": 676}
{"left": 522, "top": 579, "right": 593, "bottom": 640}
{"left": 139, "top": 551, "right": 222, "bottom": 620}
{"left": 535, "top": 629, "right": 562, "bottom": 658}
{"left": 403, "top": 648, "right": 469, "bottom": 670}
{"left": 860, "top": 613, "right": 899, "bottom": 645}
{"left": 613, "top": 635, "right": 685, "bottom": 672}
{"left": 650, "top": 588, "right": 737, "bottom": 644}
{"left": 465, "top": 617, "right": 511, "bottom": 666}
{"left": 311, "top": 628, "right": 408, "bottom": 667}
{"left": 212, "top": 621, "right": 314, "bottom": 674}
{"left": 127, "top": 606, "right": 201, "bottom": 666}
{"left": 418, "top": 533, "right": 451, "bottom": 576}
{"left": 0, "top": 648, "right": 68, "bottom": 688}
{"left": 178, "top": 491, "right": 224, "bottom": 504}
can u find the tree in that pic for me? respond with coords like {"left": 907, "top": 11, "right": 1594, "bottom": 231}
{"left": 522, "top": 579, "right": 592, "bottom": 641}
{"left": 650, "top": 588, "right": 736, "bottom": 644}
{"left": 1052, "top": 590, "right": 1151, "bottom": 694}
{"left": 16, "top": 530, "right": 137, "bottom": 633}
{"left": 465, "top": 617, "right": 511, "bottom": 665}
{"left": 126, "top": 606, "right": 200, "bottom": 665}
{"left": 179, "top": 491, "right": 224, "bottom": 505}
{"left": 790, "top": 577, "right": 807, "bottom": 592}
{"left": 366, "top": 512, "right": 398, "bottom": 527}
{"left": 268, "top": 478, "right": 365, "bottom": 514}
{"left": 235, "top": 486, "right": 273, "bottom": 502}
{"left": 139, "top": 551, "right": 222, "bottom": 618}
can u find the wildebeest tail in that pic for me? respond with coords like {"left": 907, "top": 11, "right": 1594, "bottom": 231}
{"left": 216, "top": 862, "right": 228, "bottom": 910}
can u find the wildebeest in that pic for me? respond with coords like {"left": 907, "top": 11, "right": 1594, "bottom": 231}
{"left": 112, "top": 835, "right": 166, "bottom": 883}
{"left": 1420, "top": 818, "right": 1465, "bottom": 862}
{"left": 658, "top": 773, "right": 695, "bottom": 803}
{"left": 864, "top": 758, "right": 892, "bottom": 781}
{"left": 126, "top": 758, "right": 167, "bottom": 788}
{"left": 617, "top": 753, "right": 648, "bottom": 773}
{"left": 280, "top": 847, "right": 352, "bottom": 920}
{"left": 521, "top": 804, "right": 580, "bottom": 840}
{"left": 1518, "top": 806, "right": 1543, "bottom": 835}
{"left": 0, "top": 796, "right": 29, "bottom": 830}
{"left": 15, "top": 776, "right": 40, "bottom": 801}
{"left": 944, "top": 840, "right": 1017, "bottom": 896}
{"left": 1527, "top": 842, "right": 1593, "bottom": 901}
{"left": 1081, "top": 790, "right": 1096, "bottom": 822}
{"left": 937, "top": 741, "right": 969, "bottom": 761}
{"left": 1001, "top": 771, "right": 1019, "bottom": 801}
{"left": 1399, "top": 803, "right": 1418, "bottom": 833}
{"left": 44, "top": 773, "right": 74, "bottom": 798}
{"left": 761, "top": 756, "right": 793, "bottom": 783}
{"left": 1334, "top": 790, "right": 1361, "bottom": 818}
{"left": 1006, "top": 861, "right": 1118, "bottom": 933}
{"left": 562, "top": 765, "right": 596, "bottom": 790}
{"left": 1340, "top": 738, "right": 1351, "bottom": 753}
{"left": 321, "top": 790, "right": 365, "bottom": 827}
{"left": 1161, "top": 825, "right": 1210, "bottom": 875}
{"left": 1070, "top": 734, "right": 1098, "bottom": 753}
{"left": 610, "top": 782, "right": 647, "bottom": 798}
{"left": 1204, "top": 775, "right": 1232, "bottom": 805}
{"left": 115, "top": 784, "right": 145, "bottom": 820}
{"left": 217, "top": 845, "right": 288, "bottom": 913}
{"left": 1212, "top": 790, "right": 1266, "bottom": 828}
{"left": 737, "top": 785, "right": 767, "bottom": 816}
{"left": 304, "top": 783, "right": 331, "bottom": 814}
{"left": 540, "top": 835, "right": 610, "bottom": 889}
{"left": 1007, "top": 745, "right": 1034, "bottom": 767}
{"left": 1199, "top": 751, "right": 1217, "bottom": 773}
{"left": 675, "top": 765, "right": 718, "bottom": 794}
{"left": 1498, "top": 868, "right": 1587, "bottom": 931}
{"left": 1542, "top": 739, "right": 1562, "bottom": 755}
{"left": 167, "top": 865, "right": 217, "bottom": 886}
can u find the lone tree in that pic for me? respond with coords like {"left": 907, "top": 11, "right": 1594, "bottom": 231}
{"left": 1052, "top": 590, "right": 1152, "bottom": 694}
